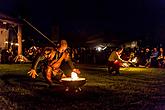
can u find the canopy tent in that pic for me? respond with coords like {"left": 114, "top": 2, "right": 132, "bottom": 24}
{"left": 0, "top": 13, "right": 29, "bottom": 63}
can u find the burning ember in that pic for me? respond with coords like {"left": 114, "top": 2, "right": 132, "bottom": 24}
{"left": 122, "top": 62, "right": 129, "bottom": 67}
{"left": 71, "top": 72, "right": 79, "bottom": 80}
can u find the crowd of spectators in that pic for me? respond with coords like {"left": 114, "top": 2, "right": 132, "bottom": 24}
{"left": 0, "top": 45, "right": 165, "bottom": 68}
{"left": 120, "top": 47, "right": 165, "bottom": 68}
{"left": 77, "top": 46, "right": 165, "bottom": 68}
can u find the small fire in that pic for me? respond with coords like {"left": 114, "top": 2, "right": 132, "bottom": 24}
{"left": 71, "top": 72, "right": 79, "bottom": 80}
{"left": 122, "top": 63, "right": 129, "bottom": 67}
{"left": 132, "top": 57, "right": 137, "bottom": 63}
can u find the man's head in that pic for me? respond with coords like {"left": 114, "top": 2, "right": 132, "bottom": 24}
{"left": 146, "top": 48, "right": 150, "bottom": 52}
{"left": 153, "top": 47, "right": 157, "bottom": 52}
{"left": 58, "top": 40, "right": 68, "bottom": 53}
{"left": 160, "top": 47, "right": 163, "bottom": 52}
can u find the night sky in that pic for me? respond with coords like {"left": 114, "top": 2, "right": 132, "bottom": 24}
{"left": 1, "top": 0, "right": 165, "bottom": 45}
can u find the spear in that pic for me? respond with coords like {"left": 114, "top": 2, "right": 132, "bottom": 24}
{"left": 23, "top": 18, "right": 56, "bottom": 47}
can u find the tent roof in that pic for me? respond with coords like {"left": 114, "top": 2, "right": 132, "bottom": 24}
{"left": 0, "top": 12, "right": 21, "bottom": 25}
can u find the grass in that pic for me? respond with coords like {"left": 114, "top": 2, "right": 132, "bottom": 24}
{"left": 0, "top": 64, "right": 165, "bottom": 110}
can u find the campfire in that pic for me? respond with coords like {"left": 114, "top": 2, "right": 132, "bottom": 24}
{"left": 71, "top": 72, "right": 79, "bottom": 80}
{"left": 61, "top": 72, "right": 86, "bottom": 92}
{"left": 122, "top": 57, "right": 138, "bottom": 67}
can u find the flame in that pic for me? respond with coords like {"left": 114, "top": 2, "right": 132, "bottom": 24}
{"left": 122, "top": 63, "right": 129, "bottom": 67}
{"left": 71, "top": 72, "right": 79, "bottom": 80}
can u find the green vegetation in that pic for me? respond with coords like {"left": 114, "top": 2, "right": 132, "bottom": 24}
{"left": 0, "top": 64, "right": 165, "bottom": 110}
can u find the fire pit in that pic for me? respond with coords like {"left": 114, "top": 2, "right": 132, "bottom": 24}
{"left": 61, "top": 72, "right": 86, "bottom": 92}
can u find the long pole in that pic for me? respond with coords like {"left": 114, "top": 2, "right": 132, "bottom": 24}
{"left": 17, "top": 25, "right": 22, "bottom": 55}
{"left": 23, "top": 19, "right": 56, "bottom": 46}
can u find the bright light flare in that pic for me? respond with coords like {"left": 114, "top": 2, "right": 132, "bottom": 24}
{"left": 4, "top": 41, "right": 8, "bottom": 44}
{"left": 97, "top": 47, "right": 102, "bottom": 51}
{"left": 3, "top": 22, "right": 7, "bottom": 24}
{"left": 122, "top": 63, "right": 129, "bottom": 67}
{"left": 30, "top": 46, "right": 37, "bottom": 50}
{"left": 102, "top": 46, "right": 107, "bottom": 50}
{"left": 15, "top": 43, "right": 19, "bottom": 46}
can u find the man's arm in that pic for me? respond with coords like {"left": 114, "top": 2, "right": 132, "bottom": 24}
{"left": 116, "top": 53, "right": 127, "bottom": 63}
{"left": 64, "top": 52, "right": 80, "bottom": 74}
{"left": 67, "top": 56, "right": 75, "bottom": 70}
{"left": 117, "top": 56, "right": 126, "bottom": 63}
{"left": 28, "top": 54, "right": 45, "bottom": 78}
{"left": 32, "top": 54, "right": 45, "bottom": 70}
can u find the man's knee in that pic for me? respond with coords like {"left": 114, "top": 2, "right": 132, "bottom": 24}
{"left": 45, "top": 67, "right": 52, "bottom": 82}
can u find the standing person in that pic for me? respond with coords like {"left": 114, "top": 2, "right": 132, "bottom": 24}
{"left": 107, "top": 47, "right": 128, "bottom": 75}
{"left": 28, "top": 40, "right": 80, "bottom": 87}
{"left": 158, "top": 47, "right": 165, "bottom": 68}
{"left": 150, "top": 47, "right": 159, "bottom": 68}
{"left": 71, "top": 48, "right": 80, "bottom": 64}
{"left": 144, "top": 48, "right": 152, "bottom": 67}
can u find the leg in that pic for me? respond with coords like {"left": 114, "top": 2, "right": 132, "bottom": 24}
{"left": 113, "top": 63, "right": 120, "bottom": 74}
{"left": 108, "top": 66, "right": 113, "bottom": 73}
{"left": 107, "top": 61, "right": 114, "bottom": 74}
{"left": 45, "top": 66, "right": 53, "bottom": 86}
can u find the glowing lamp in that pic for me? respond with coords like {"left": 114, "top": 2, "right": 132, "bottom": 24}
{"left": 97, "top": 47, "right": 102, "bottom": 51}
{"left": 15, "top": 43, "right": 19, "bottom": 46}
{"left": 4, "top": 41, "right": 8, "bottom": 44}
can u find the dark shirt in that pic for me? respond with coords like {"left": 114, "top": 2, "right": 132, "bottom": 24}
{"left": 31, "top": 47, "right": 75, "bottom": 71}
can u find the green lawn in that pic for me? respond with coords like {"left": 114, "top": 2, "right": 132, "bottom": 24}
{"left": 0, "top": 64, "right": 165, "bottom": 110}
